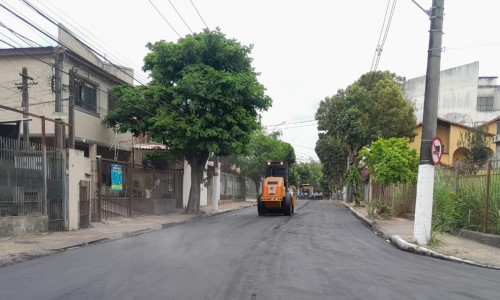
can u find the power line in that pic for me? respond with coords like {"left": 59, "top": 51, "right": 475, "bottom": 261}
{"left": 148, "top": 0, "right": 182, "bottom": 38}
{"left": 0, "top": 21, "right": 43, "bottom": 47}
{"left": 189, "top": 0, "right": 209, "bottom": 29}
{"left": 370, "top": 0, "right": 397, "bottom": 71}
{"left": 168, "top": 0, "right": 193, "bottom": 34}
{"left": 37, "top": 0, "right": 150, "bottom": 84}
{"left": 263, "top": 119, "right": 317, "bottom": 127}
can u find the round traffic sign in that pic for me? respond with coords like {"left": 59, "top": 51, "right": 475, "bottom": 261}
{"left": 431, "top": 136, "right": 443, "bottom": 165}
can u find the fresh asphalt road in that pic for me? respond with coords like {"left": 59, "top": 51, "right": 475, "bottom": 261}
{"left": 0, "top": 201, "right": 499, "bottom": 300}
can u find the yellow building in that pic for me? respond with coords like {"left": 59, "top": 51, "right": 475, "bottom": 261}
{"left": 410, "top": 118, "right": 496, "bottom": 166}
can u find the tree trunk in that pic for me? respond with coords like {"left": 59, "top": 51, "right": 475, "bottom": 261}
{"left": 253, "top": 177, "right": 261, "bottom": 196}
{"left": 185, "top": 155, "right": 208, "bottom": 213}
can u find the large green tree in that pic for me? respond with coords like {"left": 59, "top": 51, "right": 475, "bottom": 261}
{"left": 315, "top": 71, "right": 416, "bottom": 203}
{"left": 238, "top": 131, "right": 296, "bottom": 194}
{"left": 315, "top": 135, "right": 347, "bottom": 197}
{"left": 104, "top": 29, "right": 271, "bottom": 212}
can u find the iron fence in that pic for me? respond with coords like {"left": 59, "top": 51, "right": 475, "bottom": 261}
{"left": 96, "top": 158, "right": 182, "bottom": 220}
{"left": 0, "top": 137, "right": 44, "bottom": 216}
{"left": 0, "top": 137, "right": 65, "bottom": 231}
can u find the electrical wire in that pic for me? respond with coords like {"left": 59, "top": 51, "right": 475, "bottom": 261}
{"left": 189, "top": 0, "right": 209, "bottom": 29}
{"left": 38, "top": 0, "right": 150, "bottom": 84}
{"left": 148, "top": 0, "right": 182, "bottom": 38}
{"left": 168, "top": 0, "right": 194, "bottom": 34}
{"left": 0, "top": 21, "right": 42, "bottom": 47}
{"left": 370, "top": 0, "right": 397, "bottom": 72}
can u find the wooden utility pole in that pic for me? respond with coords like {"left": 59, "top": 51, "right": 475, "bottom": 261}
{"left": 54, "top": 46, "right": 64, "bottom": 148}
{"left": 68, "top": 68, "right": 77, "bottom": 149}
{"left": 16, "top": 67, "right": 37, "bottom": 143}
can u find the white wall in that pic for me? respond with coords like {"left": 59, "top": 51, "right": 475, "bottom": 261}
{"left": 405, "top": 62, "right": 480, "bottom": 123}
{"left": 182, "top": 160, "right": 208, "bottom": 209}
{"left": 68, "top": 148, "right": 92, "bottom": 230}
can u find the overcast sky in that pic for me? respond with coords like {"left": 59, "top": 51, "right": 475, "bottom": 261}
{"left": 1, "top": 0, "right": 500, "bottom": 162}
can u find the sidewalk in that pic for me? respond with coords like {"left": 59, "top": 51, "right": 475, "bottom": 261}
{"left": 343, "top": 201, "right": 500, "bottom": 269}
{"left": 0, "top": 200, "right": 256, "bottom": 268}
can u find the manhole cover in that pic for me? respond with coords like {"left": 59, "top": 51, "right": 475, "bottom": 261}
{"left": 14, "top": 241, "right": 39, "bottom": 245}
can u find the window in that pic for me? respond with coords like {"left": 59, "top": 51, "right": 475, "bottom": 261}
{"left": 76, "top": 81, "right": 98, "bottom": 113}
{"left": 477, "top": 96, "right": 494, "bottom": 111}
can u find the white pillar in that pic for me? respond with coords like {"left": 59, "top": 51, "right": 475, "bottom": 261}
{"left": 212, "top": 162, "right": 220, "bottom": 211}
{"left": 182, "top": 160, "right": 191, "bottom": 209}
{"left": 413, "top": 164, "right": 435, "bottom": 245}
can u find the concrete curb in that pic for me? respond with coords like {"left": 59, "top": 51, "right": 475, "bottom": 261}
{"left": 341, "top": 202, "right": 500, "bottom": 270}
{"left": 341, "top": 202, "right": 374, "bottom": 227}
{"left": 389, "top": 235, "right": 500, "bottom": 270}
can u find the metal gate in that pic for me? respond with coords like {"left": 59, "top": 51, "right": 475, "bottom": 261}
{"left": 95, "top": 158, "right": 183, "bottom": 220}
{"left": 47, "top": 147, "right": 65, "bottom": 231}
{"left": 79, "top": 180, "right": 90, "bottom": 228}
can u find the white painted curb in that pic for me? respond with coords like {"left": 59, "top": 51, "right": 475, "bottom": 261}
{"left": 390, "top": 235, "right": 500, "bottom": 270}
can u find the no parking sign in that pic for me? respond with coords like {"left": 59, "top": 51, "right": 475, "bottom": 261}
{"left": 431, "top": 136, "right": 443, "bottom": 165}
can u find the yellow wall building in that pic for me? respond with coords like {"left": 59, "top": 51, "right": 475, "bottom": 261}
{"left": 409, "top": 118, "right": 496, "bottom": 166}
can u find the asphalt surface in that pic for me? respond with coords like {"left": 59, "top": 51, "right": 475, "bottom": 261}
{"left": 0, "top": 200, "right": 499, "bottom": 300}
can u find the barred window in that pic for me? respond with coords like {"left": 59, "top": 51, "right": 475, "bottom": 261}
{"left": 76, "top": 81, "right": 98, "bottom": 114}
{"left": 477, "top": 96, "right": 493, "bottom": 111}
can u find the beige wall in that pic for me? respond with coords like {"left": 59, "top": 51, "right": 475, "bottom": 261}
{"left": 410, "top": 122, "right": 496, "bottom": 166}
{"left": 0, "top": 52, "right": 132, "bottom": 150}
{"left": 68, "top": 149, "right": 92, "bottom": 230}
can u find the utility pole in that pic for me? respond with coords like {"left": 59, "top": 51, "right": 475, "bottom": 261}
{"left": 54, "top": 46, "right": 64, "bottom": 148}
{"left": 16, "top": 67, "right": 37, "bottom": 144}
{"left": 413, "top": 0, "right": 445, "bottom": 245}
{"left": 68, "top": 68, "right": 77, "bottom": 149}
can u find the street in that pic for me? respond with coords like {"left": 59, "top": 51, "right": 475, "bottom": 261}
{"left": 0, "top": 200, "right": 498, "bottom": 300}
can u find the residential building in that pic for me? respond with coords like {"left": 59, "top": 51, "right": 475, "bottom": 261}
{"left": 404, "top": 62, "right": 500, "bottom": 124}
{"left": 409, "top": 118, "right": 496, "bottom": 166}
{"left": 0, "top": 25, "right": 133, "bottom": 161}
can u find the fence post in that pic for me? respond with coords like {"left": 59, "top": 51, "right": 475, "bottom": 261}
{"left": 483, "top": 160, "right": 492, "bottom": 233}
{"left": 42, "top": 144, "right": 47, "bottom": 215}
{"left": 129, "top": 162, "right": 133, "bottom": 217}
{"left": 454, "top": 160, "right": 460, "bottom": 194}
{"left": 62, "top": 148, "right": 68, "bottom": 230}
{"left": 96, "top": 157, "right": 102, "bottom": 221}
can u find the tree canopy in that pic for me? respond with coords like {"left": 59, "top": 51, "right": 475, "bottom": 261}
{"left": 359, "top": 137, "right": 419, "bottom": 187}
{"left": 238, "top": 131, "right": 296, "bottom": 193}
{"left": 315, "top": 71, "right": 416, "bottom": 202}
{"left": 104, "top": 29, "right": 272, "bottom": 212}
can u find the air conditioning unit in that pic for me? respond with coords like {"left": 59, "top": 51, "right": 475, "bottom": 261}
{"left": 493, "top": 134, "right": 500, "bottom": 143}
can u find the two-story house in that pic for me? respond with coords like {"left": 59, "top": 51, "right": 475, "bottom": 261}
{"left": 0, "top": 25, "right": 133, "bottom": 161}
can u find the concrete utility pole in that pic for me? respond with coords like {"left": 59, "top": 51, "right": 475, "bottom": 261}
{"left": 413, "top": 0, "right": 445, "bottom": 245}
{"left": 16, "top": 67, "right": 36, "bottom": 143}
{"left": 54, "top": 46, "right": 64, "bottom": 148}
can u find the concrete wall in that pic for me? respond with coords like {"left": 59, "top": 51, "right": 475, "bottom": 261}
{"left": 68, "top": 149, "right": 92, "bottom": 230}
{"left": 58, "top": 25, "right": 134, "bottom": 84}
{"left": 405, "top": 62, "right": 480, "bottom": 123}
{"left": 182, "top": 161, "right": 208, "bottom": 208}
{"left": 0, "top": 215, "right": 48, "bottom": 238}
